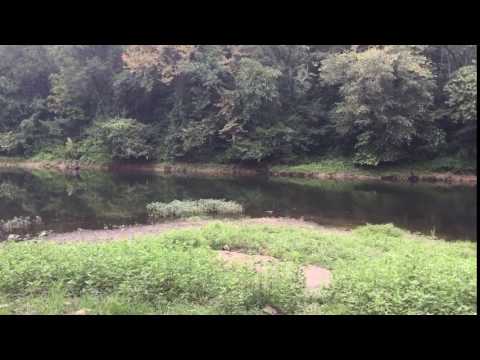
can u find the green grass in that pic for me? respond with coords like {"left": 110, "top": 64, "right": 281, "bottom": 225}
{"left": 420, "top": 156, "right": 477, "bottom": 174}
{"left": 0, "top": 182, "right": 22, "bottom": 200}
{"left": 0, "top": 231, "right": 303, "bottom": 315}
{"left": 30, "top": 145, "right": 67, "bottom": 162}
{"left": 0, "top": 288, "right": 244, "bottom": 315}
{"left": 271, "top": 156, "right": 477, "bottom": 176}
{"left": 272, "top": 157, "right": 362, "bottom": 174}
{"left": 147, "top": 199, "right": 243, "bottom": 219}
{"left": 0, "top": 222, "right": 476, "bottom": 315}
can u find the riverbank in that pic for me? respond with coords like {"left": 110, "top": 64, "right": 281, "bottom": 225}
{"left": 0, "top": 219, "right": 476, "bottom": 315}
{"left": 0, "top": 157, "right": 476, "bottom": 185}
{"left": 0, "top": 158, "right": 258, "bottom": 176}
{"left": 0, "top": 158, "right": 107, "bottom": 172}
{"left": 40, "top": 217, "right": 346, "bottom": 243}
{"left": 270, "top": 157, "right": 477, "bottom": 185}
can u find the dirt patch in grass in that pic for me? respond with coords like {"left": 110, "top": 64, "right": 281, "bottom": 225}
{"left": 218, "top": 250, "right": 332, "bottom": 290}
{"left": 218, "top": 250, "right": 278, "bottom": 272}
{"left": 303, "top": 265, "right": 332, "bottom": 289}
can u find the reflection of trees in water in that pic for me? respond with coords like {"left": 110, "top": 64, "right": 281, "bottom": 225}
{"left": 269, "top": 180, "right": 476, "bottom": 240}
{"left": 0, "top": 169, "right": 476, "bottom": 240}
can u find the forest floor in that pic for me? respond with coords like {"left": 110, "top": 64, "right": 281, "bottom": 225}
{"left": 0, "top": 157, "right": 476, "bottom": 185}
{"left": 0, "top": 218, "right": 476, "bottom": 315}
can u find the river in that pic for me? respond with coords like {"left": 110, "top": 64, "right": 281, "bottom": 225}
{"left": 0, "top": 168, "right": 476, "bottom": 241}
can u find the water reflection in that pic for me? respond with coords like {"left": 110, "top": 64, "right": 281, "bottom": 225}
{"left": 0, "top": 169, "right": 476, "bottom": 241}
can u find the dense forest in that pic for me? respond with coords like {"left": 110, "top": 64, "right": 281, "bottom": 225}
{"left": 0, "top": 45, "right": 476, "bottom": 167}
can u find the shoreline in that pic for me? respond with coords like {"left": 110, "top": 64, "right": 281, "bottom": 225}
{"left": 0, "top": 158, "right": 476, "bottom": 185}
{"left": 38, "top": 218, "right": 346, "bottom": 244}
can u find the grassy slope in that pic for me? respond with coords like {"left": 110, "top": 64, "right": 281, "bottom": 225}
{"left": 0, "top": 222, "right": 476, "bottom": 315}
{"left": 271, "top": 156, "right": 477, "bottom": 176}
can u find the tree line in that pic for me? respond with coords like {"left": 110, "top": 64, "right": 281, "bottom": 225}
{"left": 0, "top": 45, "right": 476, "bottom": 166}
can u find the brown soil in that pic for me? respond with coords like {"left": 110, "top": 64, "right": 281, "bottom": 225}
{"left": 303, "top": 265, "right": 332, "bottom": 289}
{"left": 218, "top": 250, "right": 279, "bottom": 272}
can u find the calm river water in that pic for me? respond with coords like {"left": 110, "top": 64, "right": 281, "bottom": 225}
{"left": 0, "top": 168, "right": 476, "bottom": 241}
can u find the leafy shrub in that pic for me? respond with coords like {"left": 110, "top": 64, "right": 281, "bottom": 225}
{"left": 64, "top": 138, "right": 79, "bottom": 160}
{"left": 147, "top": 199, "right": 243, "bottom": 219}
{"left": 321, "top": 46, "right": 438, "bottom": 166}
{"left": 0, "top": 132, "right": 20, "bottom": 155}
{"left": 94, "top": 118, "right": 154, "bottom": 160}
{"left": 428, "top": 156, "right": 477, "bottom": 173}
{"left": 444, "top": 65, "right": 477, "bottom": 125}
{"left": 76, "top": 136, "right": 112, "bottom": 164}
{"left": 14, "top": 117, "right": 64, "bottom": 157}
{"left": 352, "top": 223, "right": 406, "bottom": 239}
{"left": 31, "top": 144, "right": 68, "bottom": 161}
{"left": 0, "top": 182, "right": 21, "bottom": 200}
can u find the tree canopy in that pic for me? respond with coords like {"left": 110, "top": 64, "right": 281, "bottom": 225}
{"left": 0, "top": 45, "right": 476, "bottom": 165}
